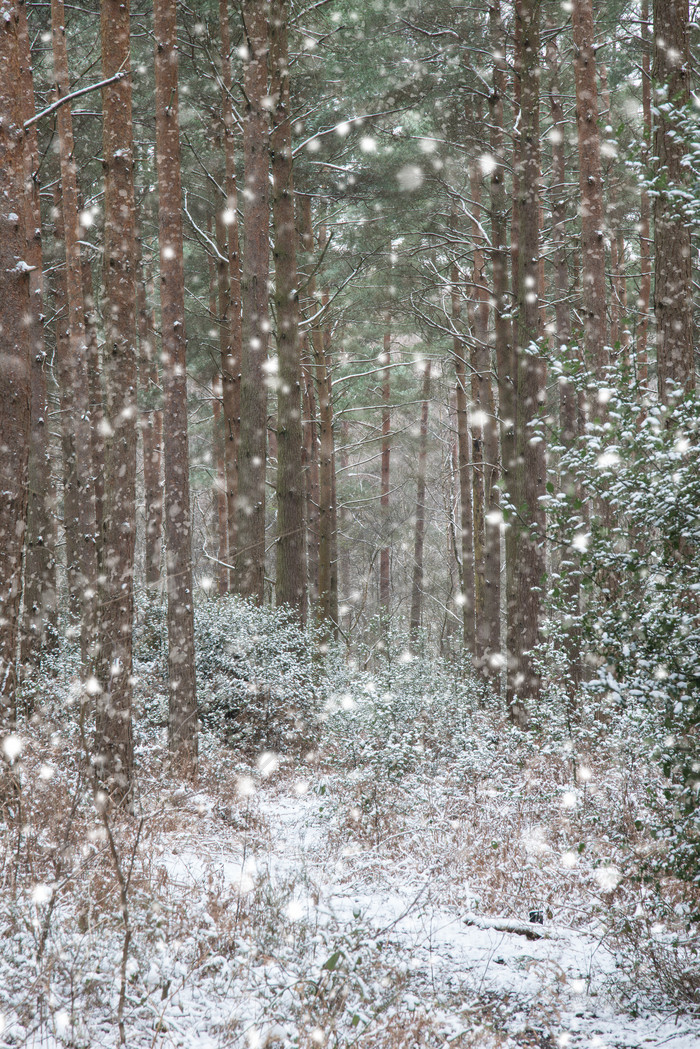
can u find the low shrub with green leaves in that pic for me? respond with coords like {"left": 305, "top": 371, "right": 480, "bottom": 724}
{"left": 543, "top": 367, "right": 700, "bottom": 886}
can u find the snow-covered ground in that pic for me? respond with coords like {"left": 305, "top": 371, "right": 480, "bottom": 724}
{"left": 3, "top": 729, "right": 698, "bottom": 1049}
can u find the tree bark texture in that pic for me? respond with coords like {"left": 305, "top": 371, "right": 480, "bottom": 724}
{"left": 51, "top": 0, "right": 98, "bottom": 669}
{"left": 572, "top": 0, "right": 608, "bottom": 375}
{"left": 409, "top": 362, "right": 431, "bottom": 645}
{"left": 17, "top": 0, "right": 57, "bottom": 664}
{"left": 235, "top": 0, "right": 270, "bottom": 603}
{"left": 0, "top": 0, "right": 31, "bottom": 730}
{"left": 138, "top": 259, "right": 164, "bottom": 593}
{"left": 271, "top": 0, "right": 307, "bottom": 622}
{"left": 652, "top": 0, "right": 694, "bottom": 400}
{"left": 154, "top": 0, "right": 198, "bottom": 777}
{"left": 451, "top": 266, "right": 475, "bottom": 657}
{"left": 218, "top": 0, "right": 242, "bottom": 580}
{"left": 509, "top": 0, "right": 545, "bottom": 721}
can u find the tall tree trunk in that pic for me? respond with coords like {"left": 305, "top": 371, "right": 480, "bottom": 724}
{"left": 51, "top": 0, "right": 98, "bottom": 669}
{"left": 315, "top": 283, "right": 339, "bottom": 635}
{"left": 82, "top": 255, "right": 104, "bottom": 571}
{"left": 547, "top": 19, "right": 581, "bottom": 691}
{"left": 18, "top": 0, "right": 57, "bottom": 665}
{"left": 653, "top": 0, "right": 694, "bottom": 400}
{"left": 489, "top": 0, "right": 510, "bottom": 689}
{"left": 208, "top": 237, "right": 228, "bottom": 595}
{"left": 96, "top": 0, "right": 140, "bottom": 800}
{"left": 509, "top": 0, "right": 545, "bottom": 722}
{"left": 138, "top": 259, "right": 164, "bottom": 593}
{"left": 235, "top": 0, "right": 270, "bottom": 602}
{"left": 302, "top": 354, "right": 320, "bottom": 608}
{"left": 637, "top": 0, "right": 651, "bottom": 389}
{"left": 0, "top": 0, "right": 31, "bottom": 739}
{"left": 572, "top": 0, "right": 608, "bottom": 374}
{"left": 409, "top": 362, "right": 431, "bottom": 646}
{"left": 154, "top": 0, "right": 198, "bottom": 777}
{"left": 467, "top": 159, "right": 491, "bottom": 673}
{"left": 218, "top": 0, "right": 242, "bottom": 581}
{"left": 271, "top": 0, "right": 306, "bottom": 621}
{"left": 452, "top": 265, "right": 475, "bottom": 657}
{"left": 379, "top": 315, "right": 391, "bottom": 620}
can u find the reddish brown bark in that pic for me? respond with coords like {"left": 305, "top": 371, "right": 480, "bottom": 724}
{"left": 509, "top": 0, "right": 545, "bottom": 722}
{"left": 208, "top": 237, "right": 228, "bottom": 595}
{"left": 218, "top": 0, "right": 242, "bottom": 578}
{"left": 51, "top": 0, "right": 98, "bottom": 668}
{"left": 17, "top": 0, "right": 57, "bottom": 663}
{"left": 271, "top": 0, "right": 307, "bottom": 621}
{"left": 138, "top": 257, "right": 164, "bottom": 593}
{"left": 653, "top": 0, "right": 694, "bottom": 399}
{"left": 154, "top": 0, "right": 198, "bottom": 777}
{"left": 637, "top": 0, "right": 651, "bottom": 389}
{"left": 235, "top": 0, "right": 270, "bottom": 602}
{"left": 452, "top": 265, "right": 475, "bottom": 657}
{"left": 0, "top": 0, "right": 31, "bottom": 729}
{"left": 409, "top": 362, "right": 431, "bottom": 645}
{"left": 572, "top": 0, "right": 608, "bottom": 374}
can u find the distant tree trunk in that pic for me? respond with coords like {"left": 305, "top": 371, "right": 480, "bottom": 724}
{"left": 218, "top": 0, "right": 242, "bottom": 580}
{"left": 51, "top": 0, "right": 98, "bottom": 668}
{"left": 467, "top": 159, "right": 492, "bottom": 673}
{"left": 547, "top": 20, "right": 581, "bottom": 691}
{"left": 302, "top": 355, "right": 320, "bottom": 607}
{"left": 271, "top": 0, "right": 307, "bottom": 621}
{"left": 82, "top": 256, "right": 104, "bottom": 570}
{"left": 212, "top": 376, "right": 229, "bottom": 595}
{"left": 572, "top": 0, "right": 607, "bottom": 374}
{"left": 95, "top": 0, "right": 140, "bottom": 800}
{"left": 315, "top": 285, "right": 339, "bottom": 635}
{"left": 379, "top": 315, "right": 391, "bottom": 621}
{"left": 138, "top": 259, "right": 164, "bottom": 593}
{"left": 208, "top": 239, "right": 228, "bottom": 595}
{"left": 18, "top": 0, "right": 57, "bottom": 664}
{"left": 637, "top": 0, "right": 651, "bottom": 389}
{"left": 653, "top": 0, "right": 694, "bottom": 400}
{"left": 509, "top": 0, "right": 545, "bottom": 723}
{"left": 235, "top": 0, "right": 270, "bottom": 602}
{"left": 489, "top": 0, "right": 511, "bottom": 688}
{"left": 409, "top": 362, "right": 431, "bottom": 646}
{"left": 0, "top": 0, "right": 31, "bottom": 735}
{"left": 154, "top": 0, "right": 198, "bottom": 777}
{"left": 451, "top": 266, "right": 475, "bottom": 657}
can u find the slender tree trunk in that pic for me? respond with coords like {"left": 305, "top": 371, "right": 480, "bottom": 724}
{"left": 82, "top": 255, "right": 104, "bottom": 571}
{"left": 315, "top": 284, "right": 339, "bottom": 634}
{"left": 451, "top": 266, "right": 475, "bottom": 657}
{"left": 271, "top": 0, "right": 306, "bottom": 621}
{"left": 208, "top": 238, "right": 228, "bottom": 595}
{"left": 218, "top": 0, "right": 242, "bottom": 580}
{"left": 138, "top": 259, "right": 164, "bottom": 593}
{"left": 51, "top": 0, "right": 98, "bottom": 669}
{"left": 379, "top": 315, "right": 391, "bottom": 620}
{"left": 508, "top": 0, "right": 545, "bottom": 722}
{"left": 637, "top": 0, "right": 651, "bottom": 389}
{"left": 548, "top": 21, "right": 582, "bottom": 691}
{"left": 0, "top": 0, "right": 31, "bottom": 738}
{"left": 467, "top": 159, "right": 492, "bottom": 673}
{"left": 653, "top": 0, "right": 694, "bottom": 400}
{"left": 95, "top": 0, "right": 140, "bottom": 800}
{"left": 572, "top": 0, "right": 608, "bottom": 374}
{"left": 302, "top": 355, "right": 320, "bottom": 607}
{"left": 489, "top": 0, "right": 511, "bottom": 689}
{"left": 154, "top": 0, "right": 198, "bottom": 777}
{"left": 18, "top": 0, "right": 57, "bottom": 664}
{"left": 235, "top": 0, "right": 270, "bottom": 602}
{"left": 409, "top": 362, "right": 431, "bottom": 646}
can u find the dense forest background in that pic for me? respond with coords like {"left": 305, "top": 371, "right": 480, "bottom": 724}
{"left": 1, "top": 0, "right": 700, "bottom": 1045}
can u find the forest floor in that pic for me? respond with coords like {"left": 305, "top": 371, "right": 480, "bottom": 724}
{"left": 2, "top": 694, "right": 700, "bottom": 1049}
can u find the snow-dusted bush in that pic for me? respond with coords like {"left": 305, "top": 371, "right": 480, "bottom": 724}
{"left": 322, "top": 625, "right": 489, "bottom": 780}
{"left": 134, "top": 596, "right": 323, "bottom": 756}
{"left": 542, "top": 368, "right": 700, "bottom": 887}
